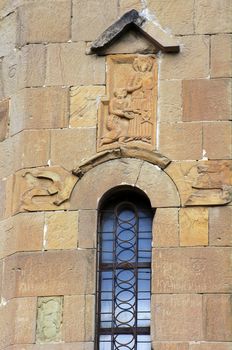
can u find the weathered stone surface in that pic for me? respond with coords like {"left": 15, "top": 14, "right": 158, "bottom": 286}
{"left": 203, "top": 122, "right": 232, "bottom": 159}
{"left": 148, "top": 0, "right": 194, "bottom": 35}
{"left": 0, "top": 213, "right": 43, "bottom": 259}
{"left": 159, "top": 80, "right": 182, "bottom": 122}
{"left": 13, "top": 166, "right": 77, "bottom": 213}
{"left": 36, "top": 296, "right": 63, "bottom": 343}
{"left": 153, "top": 208, "right": 179, "bottom": 247}
{"left": 98, "top": 55, "right": 158, "bottom": 152}
{"left": 51, "top": 128, "right": 96, "bottom": 171}
{"left": 45, "top": 211, "right": 78, "bottom": 250}
{"left": 70, "top": 86, "right": 105, "bottom": 128}
{"left": 190, "top": 343, "right": 232, "bottom": 350}
{"left": 183, "top": 79, "right": 231, "bottom": 121}
{"left": 72, "top": 0, "right": 118, "bottom": 41}
{"left": 46, "top": 43, "right": 105, "bottom": 86}
{"left": 17, "top": 1, "right": 71, "bottom": 45}
{"left": 160, "top": 35, "right": 209, "bottom": 79}
{"left": 179, "top": 207, "right": 208, "bottom": 246}
{"left": 159, "top": 122, "right": 202, "bottom": 160}
{"left": 204, "top": 294, "right": 232, "bottom": 341}
{"left": 211, "top": 34, "right": 232, "bottom": 78}
{"left": 119, "top": 0, "right": 143, "bottom": 15}
{"left": 209, "top": 206, "right": 232, "bottom": 246}
{"left": 78, "top": 210, "right": 97, "bottom": 248}
{"left": 63, "top": 295, "right": 94, "bottom": 342}
{"left": 0, "top": 176, "right": 13, "bottom": 219}
{"left": 0, "top": 11, "right": 17, "bottom": 57}
{"left": 0, "top": 98, "right": 9, "bottom": 141}
{"left": 10, "top": 87, "right": 69, "bottom": 135}
{"left": 151, "top": 294, "right": 203, "bottom": 340}
{"left": 6, "top": 343, "right": 94, "bottom": 350}
{"left": 152, "top": 247, "right": 232, "bottom": 293}
{"left": 152, "top": 344, "right": 189, "bottom": 350}
{"left": 2, "top": 250, "right": 95, "bottom": 299}
{"left": 195, "top": 0, "right": 232, "bottom": 34}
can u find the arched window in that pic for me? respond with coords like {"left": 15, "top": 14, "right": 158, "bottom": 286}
{"left": 96, "top": 188, "right": 153, "bottom": 350}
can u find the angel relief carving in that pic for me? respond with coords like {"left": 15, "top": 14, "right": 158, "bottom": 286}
{"left": 97, "top": 55, "right": 157, "bottom": 151}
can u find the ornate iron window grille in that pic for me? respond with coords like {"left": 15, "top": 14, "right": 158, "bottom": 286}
{"left": 96, "top": 195, "right": 152, "bottom": 350}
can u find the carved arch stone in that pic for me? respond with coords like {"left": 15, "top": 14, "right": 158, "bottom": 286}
{"left": 70, "top": 157, "right": 180, "bottom": 210}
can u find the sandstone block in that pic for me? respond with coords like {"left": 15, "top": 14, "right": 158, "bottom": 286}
{"left": 70, "top": 86, "right": 105, "bottom": 128}
{"left": 7, "top": 343, "right": 94, "bottom": 350}
{"left": 119, "top": 0, "right": 142, "bottom": 14}
{"left": 203, "top": 122, "right": 231, "bottom": 159}
{"left": 190, "top": 343, "right": 232, "bottom": 350}
{"left": 0, "top": 176, "right": 13, "bottom": 219}
{"left": 153, "top": 208, "right": 179, "bottom": 247}
{"left": 204, "top": 294, "right": 232, "bottom": 341}
{"left": 45, "top": 211, "right": 78, "bottom": 250}
{"left": 51, "top": 128, "right": 96, "bottom": 171}
{"left": 10, "top": 87, "right": 69, "bottom": 135}
{"left": 63, "top": 295, "right": 94, "bottom": 342}
{"left": 183, "top": 79, "right": 231, "bottom": 121}
{"left": 159, "top": 122, "right": 202, "bottom": 160}
{"left": 0, "top": 213, "right": 43, "bottom": 259}
{"left": 148, "top": 0, "right": 194, "bottom": 34}
{"left": 195, "top": 0, "right": 232, "bottom": 34}
{"left": 151, "top": 294, "right": 203, "bottom": 340}
{"left": 160, "top": 35, "right": 209, "bottom": 80}
{"left": 45, "top": 43, "right": 105, "bottom": 86}
{"left": 152, "top": 247, "right": 232, "bottom": 293}
{"left": 17, "top": 1, "right": 71, "bottom": 45}
{"left": 0, "top": 11, "right": 17, "bottom": 57}
{"left": 36, "top": 296, "right": 63, "bottom": 343}
{"left": 14, "top": 297, "right": 37, "bottom": 344}
{"left": 0, "top": 98, "right": 9, "bottom": 141}
{"left": 0, "top": 138, "right": 14, "bottom": 178}
{"left": 152, "top": 344, "right": 189, "bottom": 350}
{"left": 72, "top": 0, "right": 118, "bottom": 41}
{"left": 211, "top": 34, "right": 232, "bottom": 78}
{"left": 2, "top": 250, "right": 95, "bottom": 299}
{"left": 209, "top": 206, "right": 232, "bottom": 246}
{"left": 158, "top": 80, "right": 182, "bottom": 122}
{"left": 78, "top": 210, "right": 97, "bottom": 248}
{"left": 179, "top": 207, "right": 208, "bottom": 246}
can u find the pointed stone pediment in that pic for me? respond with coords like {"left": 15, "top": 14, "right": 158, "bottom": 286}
{"left": 89, "top": 9, "right": 180, "bottom": 55}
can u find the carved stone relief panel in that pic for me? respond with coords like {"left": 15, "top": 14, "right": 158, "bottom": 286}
{"left": 97, "top": 55, "right": 158, "bottom": 152}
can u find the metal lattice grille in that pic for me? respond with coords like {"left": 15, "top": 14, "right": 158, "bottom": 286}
{"left": 96, "top": 199, "right": 152, "bottom": 350}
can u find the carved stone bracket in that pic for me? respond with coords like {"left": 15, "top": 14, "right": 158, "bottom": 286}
{"left": 13, "top": 166, "right": 78, "bottom": 213}
{"left": 73, "top": 146, "right": 171, "bottom": 178}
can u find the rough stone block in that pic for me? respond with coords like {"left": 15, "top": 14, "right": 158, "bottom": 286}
{"left": 153, "top": 208, "right": 179, "bottom": 247}
{"left": 0, "top": 176, "right": 13, "bottom": 219}
{"left": 10, "top": 87, "right": 69, "bottom": 135}
{"left": 211, "top": 34, "right": 232, "bottom": 78}
{"left": 78, "top": 210, "right": 97, "bottom": 248}
{"left": 160, "top": 35, "right": 209, "bottom": 79}
{"left": 45, "top": 43, "right": 105, "bottom": 86}
{"left": 119, "top": 0, "right": 142, "bottom": 14}
{"left": 72, "top": 0, "right": 118, "bottom": 41}
{"left": 2, "top": 250, "right": 95, "bottom": 299}
{"left": 0, "top": 213, "right": 44, "bottom": 259}
{"left": 159, "top": 80, "right": 182, "bottom": 122}
{"left": 203, "top": 122, "right": 231, "bottom": 159}
{"left": 70, "top": 86, "right": 105, "bottom": 128}
{"left": 159, "top": 122, "right": 202, "bottom": 160}
{"left": 36, "top": 296, "right": 63, "bottom": 343}
{"left": 204, "top": 294, "right": 232, "bottom": 341}
{"left": 0, "top": 98, "right": 9, "bottom": 141}
{"left": 0, "top": 11, "right": 17, "bottom": 57}
{"left": 179, "top": 207, "right": 208, "bottom": 246}
{"left": 6, "top": 343, "right": 94, "bottom": 350}
{"left": 148, "top": 0, "right": 194, "bottom": 34}
{"left": 17, "top": 1, "right": 71, "bottom": 45}
{"left": 151, "top": 294, "right": 203, "bottom": 340}
{"left": 183, "top": 79, "right": 231, "bottom": 121}
{"left": 195, "top": 0, "right": 232, "bottom": 34}
{"left": 51, "top": 128, "right": 96, "bottom": 171}
{"left": 209, "top": 206, "right": 232, "bottom": 246}
{"left": 152, "top": 344, "right": 189, "bottom": 350}
{"left": 63, "top": 295, "right": 94, "bottom": 342}
{"left": 152, "top": 247, "right": 232, "bottom": 293}
{"left": 190, "top": 343, "right": 232, "bottom": 350}
{"left": 45, "top": 211, "right": 78, "bottom": 250}
{"left": 14, "top": 297, "right": 37, "bottom": 344}
{"left": 0, "top": 138, "right": 14, "bottom": 178}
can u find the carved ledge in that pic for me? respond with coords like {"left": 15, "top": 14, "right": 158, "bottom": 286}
{"left": 89, "top": 9, "right": 180, "bottom": 55}
{"left": 72, "top": 146, "right": 171, "bottom": 177}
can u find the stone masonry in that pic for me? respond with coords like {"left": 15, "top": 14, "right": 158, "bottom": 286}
{"left": 0, "top": 1, "right": 231, "bottom": 350}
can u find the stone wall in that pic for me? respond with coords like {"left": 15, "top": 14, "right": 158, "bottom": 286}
{"left": 0, "top": 1, "right": 231, "bottom": 349}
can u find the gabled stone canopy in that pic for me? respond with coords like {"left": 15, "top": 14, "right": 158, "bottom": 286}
{"left": 90, "top": 9, "right": 180, "bottom": 54}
